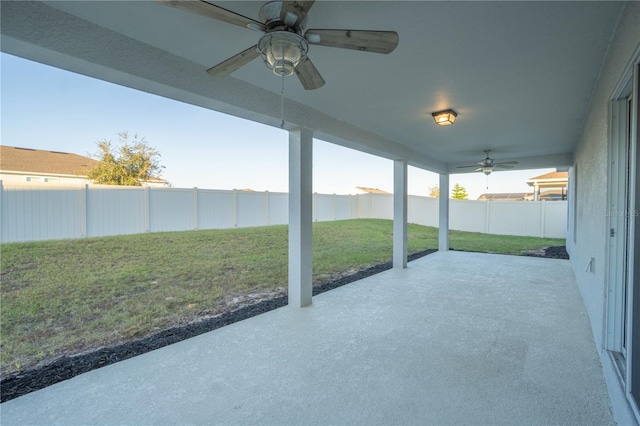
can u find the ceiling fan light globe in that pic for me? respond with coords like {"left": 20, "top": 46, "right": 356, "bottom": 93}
{"left": 482, "top": 166, "right": 493, "bottom": 175}
{"left": 258, "top": 31, "right": 309, "bottom": 77}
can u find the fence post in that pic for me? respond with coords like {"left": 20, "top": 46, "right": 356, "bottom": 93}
{"left": 539, "top": 200, "right": 547, "bottom": 238}
{"left": 352, "top": 194, "right": 356, "bottom": 219}
{"left": 79, "top": 184, "right": 88, "bottom": 238}
{"left": 0, "top": 180, "right": 4, "bottom": 243}
{"left": 313, "top": 192, "right": 318, "bottom": 222}
{"left": 143, "top": 186, "right": 150, "bottom": 232}
{"left": 192, "top": 187, "right": 199, "bottom": 230}
{"left": 233, "top": 189, "right": 238, "bottom": 227}
{"left": 333, "top": 193, "right": 337, "bottom": 221}
{"left": 485, "top": 201, "right": 491, "bottom": 234}
{"left": 265, "top": 190, "right": 269, "bottom": 226}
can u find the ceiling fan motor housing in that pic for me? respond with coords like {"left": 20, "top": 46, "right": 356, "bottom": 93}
{"left": 259, "top": 1, "right": 308, "bottom": 29}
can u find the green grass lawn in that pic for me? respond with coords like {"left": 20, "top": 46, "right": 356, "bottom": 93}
{"left": 0, "top": 219, "right": 564, "bottom": 377}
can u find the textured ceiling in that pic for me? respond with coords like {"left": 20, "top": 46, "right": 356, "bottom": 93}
{"left": 0, "top": 1, "right": 625, "bottom": 174}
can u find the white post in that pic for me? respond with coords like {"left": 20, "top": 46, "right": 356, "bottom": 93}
{"left": 333, "top": 193, "right": 337, "bottom": 221}
{"left": 79, "top": 184, "right": 88, "bottom": 238}
{"left": 232, "top": 189, "right": 238, "bottom": 228}
{"left": 265, "top": 191, "right": 270, "bottom": 226}
{"left": 143, "top": 186, "right": 150, "bottom": 233}
{"left": 313, "top": 192, "right": 318, "bottom": 222}
{"left": 539, "top": 200, "right": 547, "bottom": 238}
{"left": 289, "top": 128, "right": 313, "bottom": 308}
{"left": 192, "top": 187, "right": 199, "bottom": 230}
{"left": 0, "top": 180, "right": 3, "bottom": 243}
{"left": 485, "top": 199, "right": 491, "bottom": 234}
{"left": 393, "top": 160, "right": 408, "bottom": 268}
{"left": 439, "top": 173, "right": 450, "bottom": 251}
{"left": 352, "top": 194, "right": 357, "bottom": 219}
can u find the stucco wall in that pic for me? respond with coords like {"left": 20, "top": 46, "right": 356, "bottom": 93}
{"left": 570, "top": 2, "right": 640, "bottom": 347}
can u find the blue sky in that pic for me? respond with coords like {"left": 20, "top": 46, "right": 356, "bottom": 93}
{"left": 1, "top": 53, "right": 553, "bottom": 199}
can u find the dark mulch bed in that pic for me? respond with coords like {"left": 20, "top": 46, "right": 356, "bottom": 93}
{"left": 450, "top": 245, "right": 569, "bottom": 260}
{"left": 521, "top": 245, "right": 570, "bottom": 259}
{"left": 0, "top": 246, "right": 567, "bottom": 403}
{"left": 540, "top": 246, "right": 570, "bottom": 259}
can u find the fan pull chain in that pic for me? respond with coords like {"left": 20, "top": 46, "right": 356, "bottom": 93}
{"left": 280, "top": 75, "right": 285, "bottom": 129}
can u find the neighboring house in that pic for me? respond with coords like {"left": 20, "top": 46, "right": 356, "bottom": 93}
{"left": 0, "top": 145, "right": 167, "bottom": 187}
{"left": 356, "top": 186, "right": 390, "bottom": 194}
{"left": 526, "top": 171, "right": 568, "bottom": 201}
{"left": 477, "top": 171, "right": 569, "bottom": 201}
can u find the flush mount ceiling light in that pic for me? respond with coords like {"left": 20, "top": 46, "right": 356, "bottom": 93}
{"left": 258, "top": 31, "right": 309, "bottom": 76}
{"left": 432, "top": 109, "right": 458, "bottom": 126}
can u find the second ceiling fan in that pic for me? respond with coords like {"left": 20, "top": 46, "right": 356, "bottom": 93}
{"left": 158, "top": 1, "right": 400, "bottom": 90}
{"left": 457, "top": 150, "right": 518, "bottom": 175}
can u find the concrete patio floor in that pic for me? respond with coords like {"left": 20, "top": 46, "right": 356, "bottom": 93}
{"left": 0, "top": 251, "right": 614, "bottom": 425}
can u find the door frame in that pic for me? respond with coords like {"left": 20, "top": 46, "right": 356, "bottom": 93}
{"left": 606, "top": 46, "right": 640, "bottom": 421}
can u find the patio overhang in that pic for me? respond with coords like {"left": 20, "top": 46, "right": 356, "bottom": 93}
{"left": 0, "top": 1, "right": 623, "bottom": 173}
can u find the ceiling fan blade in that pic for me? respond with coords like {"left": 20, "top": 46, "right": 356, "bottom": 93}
{"left": 305, "top": 30, "right": 399, "bottom": 54}
{"left": 494, "top": 164, "right": 515, "bottom": 169}
{"left": 495, "top": 161, "right": 518, "bottom": 165}
{"left": 157, "top": 1, "right": 266, "bottom": 32}
{"left": 457, "top": 165, "right": 479, "bottom": 169}
{"left": 207, "top": 45, "right": 260, "bottom": 76}
{"left": 280, "top": 1, "right": 315, "bottom": 27}
{"left": 295, "top": 57, "right": 325, "bottom": 90}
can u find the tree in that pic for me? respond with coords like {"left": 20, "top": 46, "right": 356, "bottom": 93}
{"left": 428, "top": 185, "right": 440, "bottom": 198}
{"left": 87, "top": 132, "right": 164, "bottom": 186}
{"left": 451, "top": 183, "right": 469, "bottom": 200}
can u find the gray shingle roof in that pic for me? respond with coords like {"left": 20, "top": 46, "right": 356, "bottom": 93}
{"left": 0, "top": 145, "right": 97, "bottom": 176}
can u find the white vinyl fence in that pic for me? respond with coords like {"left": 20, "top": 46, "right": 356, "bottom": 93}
{"left": 0, "top": 182, "right": 567, "bottom": 243}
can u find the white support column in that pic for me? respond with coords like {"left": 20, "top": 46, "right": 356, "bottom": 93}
{"left": 288, "top": 128, "right": 313, "bottom": 308}
{"left": 393, "top": 159, "right": 408, "bottom": 269}
{"left": 439, "top": 173, "right": 450, "bottom": 251}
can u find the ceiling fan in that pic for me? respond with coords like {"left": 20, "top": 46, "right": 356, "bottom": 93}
{"left": 157, "top": 1, "right": 399, "bottom": 90}
{"left": 457, "top": 150, "right": 518, "bottom": 175}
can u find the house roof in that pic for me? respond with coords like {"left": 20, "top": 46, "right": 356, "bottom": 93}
{"left": 528, "top": 171, "right": 569, "bottom": 181}
{"left": 356, "top": 187, "right": 391, "bottom": 194}
{"left": 0, "top": 145, "right": 97, "bottom": 176}
{"left": 526, "top": 171, "right": 569, "bottom": 188}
